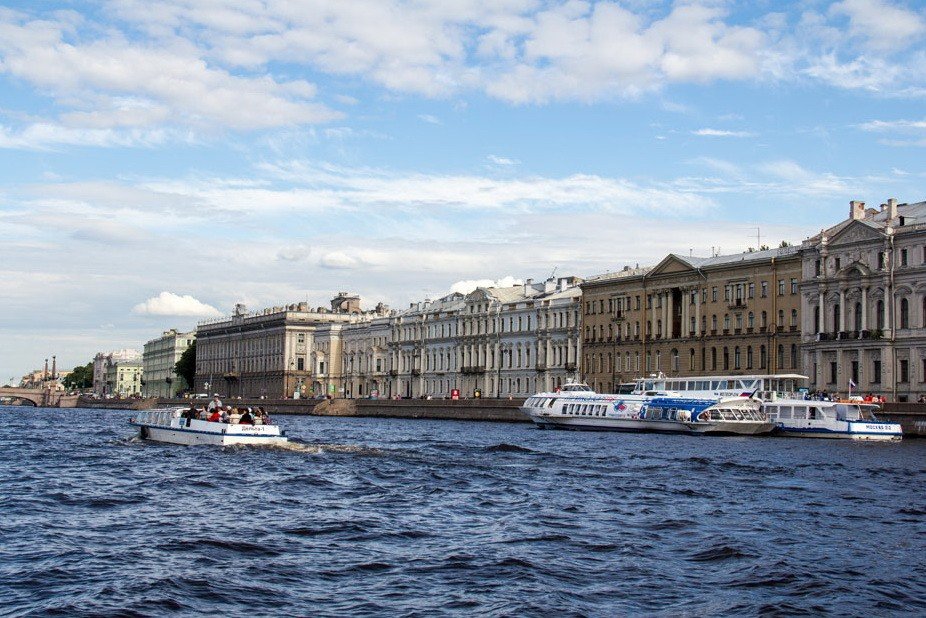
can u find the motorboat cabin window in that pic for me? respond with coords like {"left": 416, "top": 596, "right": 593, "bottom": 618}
{"left": 777, "top": 406, "right": 792, "bottom": 419}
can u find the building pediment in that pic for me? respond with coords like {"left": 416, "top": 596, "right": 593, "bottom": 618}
{"left": 827, "top": 220, "right": 883, "bottom": 247}
{"left": 647, "top": 254, "right": 697, "bottom": 277}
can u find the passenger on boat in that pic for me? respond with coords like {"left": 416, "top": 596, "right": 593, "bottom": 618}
{"left": 228, "top": 408, "right": 241, "bottom": 425}
{"left": 239, "top": 409, "right": 254, "bottom": 425}
{"left": 207, "top": 409, "right": 221, "bottom": 423}
{"left": 220, "top": 408, "right": 229, "bottom": 423}
{"left": 207, "top": 395, "right": 222, "bottom": 411}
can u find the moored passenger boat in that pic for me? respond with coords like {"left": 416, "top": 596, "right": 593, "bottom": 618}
{"left": 762, "top": 400, "right": 902, "bottom": 441}
{"left": 131, "top": 408, "right": 288, "bottom": 446}
{"left": 521, "top": 384, "right": 774, "bottom": 435}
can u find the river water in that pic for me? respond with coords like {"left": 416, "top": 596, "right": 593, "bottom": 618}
{"left": 1, "top": 406, "right": 924, "bottom": 616}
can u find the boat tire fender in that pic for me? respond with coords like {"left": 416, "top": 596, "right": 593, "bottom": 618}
{"left": 140, "top": 426, "right": 149, "bottom": 440}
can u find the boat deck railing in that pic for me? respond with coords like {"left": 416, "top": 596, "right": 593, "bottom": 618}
{"left": 134, "top": 410, "right": 178, "bottom": 426}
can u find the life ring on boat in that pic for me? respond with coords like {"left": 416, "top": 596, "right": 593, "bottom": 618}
{"left": 139, "top": 426, "right": 149, "bottom": 440}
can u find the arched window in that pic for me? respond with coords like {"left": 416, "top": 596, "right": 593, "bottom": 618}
{"left": 711, "top": 315, "right": 718, "bottom": 331}
{"left": 876, "top": 299, "right": 885, "bottom": 330}
{"left": 790, "top": 344, "right": 798, "bottom": 369}
{"left": 900, "top": 298, "right": 909, "bottom": 329}
{"left": 791, "top": 309, "right": 798, "bottom": 327}
{"left": 777, "top": 344, "right": 784, "bottom": 369}
{"left": 854, "top": 302, "right": 862, "bottom": 331}
{"left": 656, "top": 351, "right": 662, "bottom": 371}
{"left": 761, "top": 311, "right": 767, "bottom": 328}
{"left": 833, "top": 304, "right": 840, "bottom": 332}
{"left": 747, "top": 345, "right": 753, "bottom": 369}
{"left": 711, "top": 347, "right": 717, "bottom": 370}
{"left": 734, "top": 346, "right": 741, "bottom": 369}
{"left": 689, "top": 348, "right": 696, "bottom": 371}
{"left": 748, "top": 312, "right": 755, "bottom": 328}
{"left": 723, "top": 347, "right": 730, "bottom": 370}
{"left": 723, "top": 314, "right": 730, "bottom": 330}
{"left": 777, "top": 310, "right": 784, "bottom": 327}
{"left": 760, "top": 345, "right": 767, "bottom": 369}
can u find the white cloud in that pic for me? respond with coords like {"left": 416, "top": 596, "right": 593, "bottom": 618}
{"left": 449, "top": 276, "right": 523, "bottom": 295}
{"left": 132, "top": 292, "right": 221, "bottom": 317}
{"left": 692, "top": 128, "right": 756, "bottom": 137}
{"left": 487, "top": 154, "right": 520, "bottom": 165}
{"left": 830, "top": 0, "right": 926, "bottom": 50}
{"left": 417, "top": 114, "right": 442, "bottom": 125}
{"left": 858, "top": 118, "right": 926, "bottom": 131}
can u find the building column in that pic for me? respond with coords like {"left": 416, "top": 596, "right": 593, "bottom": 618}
{"left": 818, "top": 292, "right": 825, "bottom": 332}
{"left": 650, "top": 295, "right": 657, "bottom": 338}
{"left": 839, "top": 289, "right": 846, "bottom": 332}
{"left": 665, "top": 291, "right": 672, "bottom": 338}
{"left": 694, "top": 291, "right": 701, "bottom": 336}
{"left": 861, "top": 287, "right": 868, "bottom": 331}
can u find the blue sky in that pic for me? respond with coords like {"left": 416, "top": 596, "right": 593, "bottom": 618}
{"left": 1, "top": 0, "right": 925, "bottom": 382}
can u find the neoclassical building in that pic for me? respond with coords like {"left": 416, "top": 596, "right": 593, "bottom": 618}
{"left": 801, "top": 199, "right": 926, "bottom": 401}
{"left": 142, "top": 329, "right": 195, "bottom": 397}
{"left": 194, "top": 294, "right": 382, "bottom": 398}
{"left": 581, "top": 249, "right": 803, "bottom": 392}
{"left": 386, "top": 277, "right": 583, "bottom": 398}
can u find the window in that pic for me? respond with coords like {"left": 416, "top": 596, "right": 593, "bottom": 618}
{"left": 297, "top": 333, "right": 306, "bottom": 343}
{"left": 760, "top": 345, "right": 767, "bottom": 369}
{"left": 901, "top": 248, "right": 908, "bottom": 266}
{"left": 748, "top": 312, "right": 755, "bottom": 328}
{"left": 791, "top": 344, "right": 798, "bottom": 370}
{"left": 761, "top": 281, "right": 768, "bottom": 297}
{"left": 711, "top": 287, "right": 718, "bottom": 302}
{"left": 900, "top": 298, "right": 909, "bottom": 329}
{"left": 854, "top": 302, "right": 862, "bottom": 331}
{"left": 777, "top": 345, "right": 784, "bottom": 370}
{"left": 734, "top": 346, "right": 741, "bottom": 369}
{"left": 761, "top": 311, "right": 767, "bottom": 328}
{"left": 711, "top": 347, "right": 717, "bottom": 370}
{"left": 877, "top": 299, "right": 885, "bottom": 330}
{"left": 297, "top": 358, "right": 304, "bottom": 371}
{"left": 873, "top": 359, "right": 881, "bottom": 383}
{"left": 724, "top": 285, "right": 731, "bottom": 301}
{"left": 851, "top": 360, "right": 859, "bottom": 385}
{"left": 711, "top": 315, "right": 718, "bottom": 331}
{"left": 748, "top": 282, "right": 755, "bottom": 298}
{"left": 747, "top": 346, "right": 753, "bottom": 369}
{"left": 778, "top": 279, "right": 785, "bottom": 296}
{"left": 777, "top": 310, "right": 784, "bottom": 327}
{"left": 689, "top": 349, "right": 696, "bottom": 371}
{"left": 899, "top": 359, "right": 909, "bottom": 383}
{"left": 834, "top": 257, "right": 841, "bottom": 271}
{"left": 671, "top": 349, "right": 679, "bottom": 372}
{"left": 647, "top": 295, "right": 652, "bottom": 309}
{"left": 702, "top": 288, "right": 707, "bottom": 303}
{"left": 723, "top": 314, "right": 730, "bottom": 330}
{"left": 815, "top": 260, "right": 821, "bottom": 276}
{"left": 791, "top": 278, "right": 798, "bottom": 294}
{"left": 830, "top": 361, "right": 838, "bottom": 384}
{"left": 791, "top": 309, "right": 798, "bottom": 327}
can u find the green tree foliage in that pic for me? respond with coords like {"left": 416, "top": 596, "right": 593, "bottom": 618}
{"left": 174, "top": 340, "right": 196, "bottom": 389}
{"left": 62, "top": 362, "right": 93, "bottom": 389}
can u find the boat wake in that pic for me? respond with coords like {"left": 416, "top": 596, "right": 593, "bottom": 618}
{"left": 256, "top": 440, "right": 388, "bottom": 457}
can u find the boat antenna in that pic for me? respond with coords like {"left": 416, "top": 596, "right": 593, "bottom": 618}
{"left": 549, "top": 266, "right": 557, "bottom": 280}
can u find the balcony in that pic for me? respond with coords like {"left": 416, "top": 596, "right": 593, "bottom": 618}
{"left": 734, "top": 328, "right": 742, "bottom": 335}
{"left": 388, "top": 369, "right": 399, "bottom": 377}
{"left": 746, "top": 327, "right": 754, "bottom": 334}
{"left": 222, "top": 371, "right": 240, "bottom": 380}
{"left": 790, "top": 325, "right": 798, "bottom": 333}
{"left": 565, "top": 362, "right": 577, "bottom": 372}
{"left": 461, "top": 366, "right": 486, "bottom": 374}
{"left": 411, "top": 369, "right": 421, "bottom": 376}
{"left": 816, "top": 332, "right": 834, "bottom": 341}
{"left": 728, "top": 299, "right": 747, "bottom": 310}
{"left": 535, "top": 364, "right": 547, "bottom": 372}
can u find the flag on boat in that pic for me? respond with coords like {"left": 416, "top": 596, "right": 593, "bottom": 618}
{"left": 849, "top": 379, "right": 857, "bottom": 389}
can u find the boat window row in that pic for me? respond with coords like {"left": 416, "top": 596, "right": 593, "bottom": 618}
{"left": 699, "top": 408, "right": 767, "bottom": 422}
{"left": 562, "top": 403, "right": 609, "bottom": 417}
{"left": 525, "top": 397, "right": 557, "bottom": 408}
{"left": 765, "top": 404, "right": 875, "bottom": 422}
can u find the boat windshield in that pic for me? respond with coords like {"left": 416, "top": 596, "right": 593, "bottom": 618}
{"left": 561, "top": 383, "right": 594, "bottom": 392}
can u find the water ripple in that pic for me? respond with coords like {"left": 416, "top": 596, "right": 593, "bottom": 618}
{"left": 1, "top": 406, "right": 925, "bottom": 615}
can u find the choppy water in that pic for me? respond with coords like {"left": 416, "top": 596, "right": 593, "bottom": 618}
{"left": 1, "top": 406, "right": 925, "bottom": 616}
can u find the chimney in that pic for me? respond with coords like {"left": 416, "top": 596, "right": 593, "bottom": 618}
{"left": 559, "top": 278, "right": 568, "bottom": 292}
{"left": 849, "top": 200, "right": 865, "bottom": 220}
{"left": 523, "top": 278, "right": 533, "bottom": 294}
{"left": 544, "top": 278, "right": 556, "bottom": 293}
{"left": 886, "top": 197, "right": 898, "bottom": 220}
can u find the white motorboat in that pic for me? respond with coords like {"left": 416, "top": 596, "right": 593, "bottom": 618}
{"left": 521, "top": 383, "right": 774, "bottom": 435}
{"left": 762, "top": 400, "right": 902, "bottom": 441}
{"left": 130, "top": 408, "right": 288, "bottom": 446}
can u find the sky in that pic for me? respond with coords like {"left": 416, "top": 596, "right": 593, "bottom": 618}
{"left": 1, "top": 0, "right": 925, "bottom": 382}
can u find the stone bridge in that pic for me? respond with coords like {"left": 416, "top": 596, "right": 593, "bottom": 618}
{"left": 0, "top": 387, "right": 79, "bottom": 407}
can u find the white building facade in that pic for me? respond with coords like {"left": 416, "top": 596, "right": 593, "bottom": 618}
{"left": 801, "top": 199, "right": 926, "bottom": 401}
{"left": 142, "top": 329, "right": 195, "bottom": 397}
{"left": 92, "top": 349, "right": 142, "bottom": 396}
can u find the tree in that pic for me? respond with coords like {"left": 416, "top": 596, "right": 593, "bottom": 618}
{"left": 779, "top": 240, "right": 791, "bottom": 248}
{"left": 174, "top": 340, "right": 196, "bottom": 391}
{"left": 62, "top": 362, "right": 93, "bottom": 390}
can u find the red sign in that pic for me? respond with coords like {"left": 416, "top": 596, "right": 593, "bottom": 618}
{"left": 450, "top": 389, "right": 460, "bottom": 400}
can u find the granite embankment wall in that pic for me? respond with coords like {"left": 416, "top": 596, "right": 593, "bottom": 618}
{"left": 155, "top": 398, "right": 320, "bottom": 415}
{"left": 313, "top": 398, "right": 530, "bottom": 423}
{"left": 878, "top": 403, "right": 926, "bottom": 436}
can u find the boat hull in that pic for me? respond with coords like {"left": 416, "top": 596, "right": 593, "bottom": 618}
{"left": 527, "top": 414, "right": 774, "bottom": 436}
{"left": 130, "top": 410, "right": 287, "bottom": 446}
{"left": 774, "top": 423, "right": 901, "bottom": 441}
